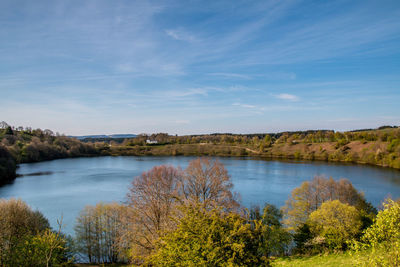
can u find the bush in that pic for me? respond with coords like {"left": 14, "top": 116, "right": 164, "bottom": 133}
{"left": 149, "top": 204, "right": 269, "bottom": 266}
{"left": 308, "top": 200, "right": 362, "bottom": 250}
{"left": 352, "top": 199, "right": 400, "bottom": 266}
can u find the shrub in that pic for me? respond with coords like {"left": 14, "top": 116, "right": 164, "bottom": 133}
{"left": 352, "top": 199, "right": 400, "bottom": 266}
{"left": 308, "top": 200, "right": 362, "bottom": 250}
{"left": 149, "top": 204, "right": 269, "bottom": 266}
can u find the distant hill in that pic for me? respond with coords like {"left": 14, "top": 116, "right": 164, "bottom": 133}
{"left": 71, "top": 134, "right": 137, "bottom": 140}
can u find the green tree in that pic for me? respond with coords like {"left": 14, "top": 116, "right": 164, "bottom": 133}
{"left": 353, "top": 199, "right": 400, "bottom": 266}
{"left": 308, "top": 200, "right": 362, "bottom": 250}
{"left": 149, "top": 204, "right": 268, "bottom": 266}
{"left": 250, "top": 204, "right": 291, "bottom": 257}
{"left": 14, "top": 228, "right": 68, "bottom": 267}
{"left": 0, "top": 198, "right": 68, "bottom": 266}
{"left": 0, "top": 146, "right": 16, "bottom": 185}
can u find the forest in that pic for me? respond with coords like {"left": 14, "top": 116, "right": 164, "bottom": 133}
{"left": 0, "top": 158, "right": 399, "bottom": 266}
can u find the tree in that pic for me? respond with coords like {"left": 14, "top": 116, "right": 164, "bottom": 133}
{"left": 249, "top": 204, "right": 291, "bottom": 257}
{"left": 282, "top": 176, "right": 375, "bottom": 231}
{"left": 0, "top": 145, "right": 16, "bottom": 185}
{"left": 178, "top": 158, "right": 238, "bottom": 210}
{"left": 0, "top": 198, "right": 51, "bottom": 266}
{"left": 4, "top": 127, "right": 13, "bottom": 135}
{"left": 308, "top": 200, "right": 362, "bottom": 250}
{"left": 75, "top": 202, "right": 127, "bottom": 264}
{"left": 352, "top": 199, "right": 400, "bottom": 266}
{"left": 16, "top": 228, "right": 68, "bottom": 267}
{"left": 125, "top": 159, "right": 240, "bottom": 263}
{"left": 149, "top": 203, "right": 268, "bottom": 266}
{"left": 126, "top": 165, "right": 182, "bottom": 261}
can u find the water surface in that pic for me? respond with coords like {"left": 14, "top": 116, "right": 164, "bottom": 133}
{"left": 1, "top": 156, "right": 399, "bottom": 235}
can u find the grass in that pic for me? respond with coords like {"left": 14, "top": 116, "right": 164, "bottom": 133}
{"left": 74, "top": 264, "right": 130, "bottom": 267}
{"left": 272, "top": 250, "right": 371, "bottom": 267}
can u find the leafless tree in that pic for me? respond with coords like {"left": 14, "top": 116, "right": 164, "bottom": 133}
{"left": 178, "top": 158, "right": 239, "bottom": 210}
{"left": 126, "top": 165, "right": 182, "bottom": 259}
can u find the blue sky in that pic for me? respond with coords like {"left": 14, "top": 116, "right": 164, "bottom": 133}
{"left": 1, "top": 0, "right": 400, "bottom": 135}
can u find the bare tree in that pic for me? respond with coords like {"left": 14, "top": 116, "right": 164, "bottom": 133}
{"left": 126, "top": 165, "right": 182, "bottom": 259}
{"left": 178, "top": 158, "right": 239, "bottom": 210}
{"left": 75, "top": 202, "right": 127, "bottom": 264}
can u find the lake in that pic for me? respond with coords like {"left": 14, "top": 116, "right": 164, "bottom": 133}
{"left": 1, "top": 156, "right": 400, "bottom": 235}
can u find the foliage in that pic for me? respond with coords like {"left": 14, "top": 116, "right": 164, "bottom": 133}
{"left": 352, "top": 199, "right": 400, "bottom": 266}
{"left": 250, "top": 204, "right": 291, "bottom": 257}
{"left": 13, "top": 228, "right": 69, "bottom": 267}
{"left": 0, "top": 198, "right": 68, "bottom": 266}
{"left": 149, "top": 204, "right": 269, "bottom": 267}
{"left": 292, "top": 223, "right": 312, "bottom": 253}
{"left": 0, "top": 145, "right": 16, "bottom": 185}
{"left": 307, "top": 200, "right": 362, "bottom": 250}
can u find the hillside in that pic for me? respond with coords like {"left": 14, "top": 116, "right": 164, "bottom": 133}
{"left": 108, "top": 126, "right": 400, "bottom": 169}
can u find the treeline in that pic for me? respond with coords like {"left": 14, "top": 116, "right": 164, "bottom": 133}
{"left": 1, "top": 158, "right": 399, "bottom": 266}
{"left": 114, "top": 126, "right": 400, "bottom": 146}
{"left": 114, "top": 126, "right": 400, "bottom": 169}
{"left": 0, "top": 122, "right": 106, "bottom": 184}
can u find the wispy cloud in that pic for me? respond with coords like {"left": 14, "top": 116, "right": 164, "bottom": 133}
{"left": 232, "top": 103, "right": 256, "bottom": 109}
{"left": 161, "top": 88, "right": 208, "bottom": 99}
{"left": 165, "top": 28, "right": 197, "bottom": 42}
{"left": 275, "top": 93, "right": 300, "bottom": 102}
{"left": 208, "top": 72, "right": 251, "bottom": 79}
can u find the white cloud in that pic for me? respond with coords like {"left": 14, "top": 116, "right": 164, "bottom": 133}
{"left": 165, "top": 29, "right": 196, "bottom": 42}
{"left": 162, "top": 88, "right": 208, "bottom": 98}
{"left": 232, "top": 103, "right": 256, "bottom": 109}
{"left": 275, "top": 93, "right": 299, "bottom": 101}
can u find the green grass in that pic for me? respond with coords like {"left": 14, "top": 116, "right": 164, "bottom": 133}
{"left": 272, "top": 250, "right": 371, "bottom": 267}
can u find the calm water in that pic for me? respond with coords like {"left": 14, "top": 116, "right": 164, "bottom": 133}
{"left": 1, "top": 156, "right": 400, "bottom": 235}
